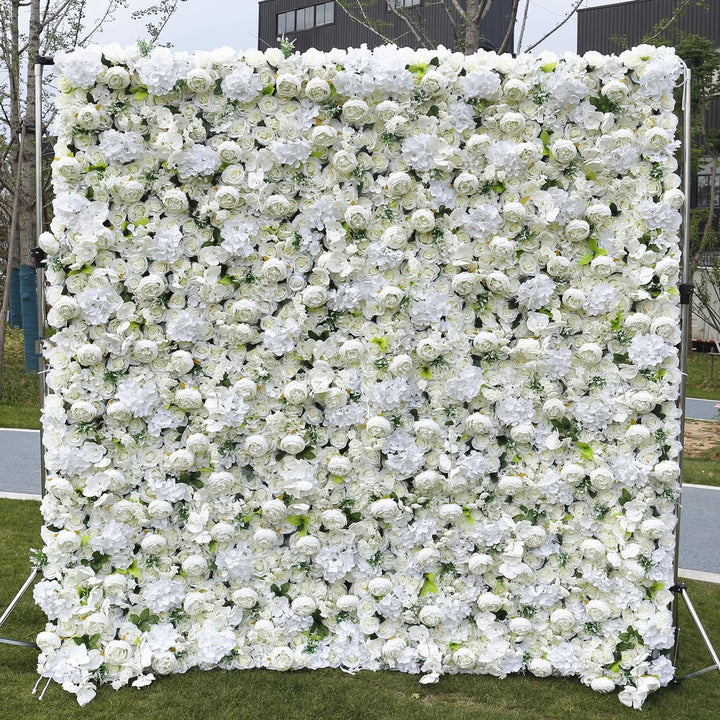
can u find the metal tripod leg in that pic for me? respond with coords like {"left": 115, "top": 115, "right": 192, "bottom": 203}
{"left": 0, "top": 568, "right": 40, "bottom": 649}
{"left": 672, "top": 583, "right": 720, "bottom": 680}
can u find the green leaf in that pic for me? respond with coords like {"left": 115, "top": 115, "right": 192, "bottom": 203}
{"left": 540, "top": 129, "right": 551, "bottom": 146}
{"left": 297, "top": 449, "right": 316, "bottom": 460}
{"left": 261, "top": 84, "right": 275, "bottom": 95}
{"left": 576, "top": 442, "right": 594, "bottom": 461}
{"left": 287, "top": 515, "right": 310, "bottom": 536}
{"left": 578, "top": 252, "right": 595, "bottom": 266}
{"left": 371, "top": 337, "right": 388, "bottom": 352}
{"left": 462, "top": 507, "right": 474, "bottom": 525}
{"left": 419, "top": 572, "right": 438, "bottom": 598}
{"left": 540, "top": 61, "right": 557, "bottom": 72}
{"left": 619, "top": 488, "right": 632, "bottom": 506}
{"left": 420, "top": 366, "right": 432, "bottom": 380}
{"left": 132, "top": 87, "right": 149, "bottom": 100}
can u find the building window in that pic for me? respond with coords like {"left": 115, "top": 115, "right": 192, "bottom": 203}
{"left": 277, "top": 11, "right": 295, "bottom": 35}
{"left": 277, "top": 2, "right": 335, "bottom": 36}
{"left": 394, "top": 0, "right": 422, "bottom": 8}
{"left": 697, "top": 173, "right": 720, "bottom": 208}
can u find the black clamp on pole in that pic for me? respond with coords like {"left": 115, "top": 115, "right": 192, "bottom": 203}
{"left": 679, "top": 284, "right": 694, "bottom": 306}
{"left": 31, "top": 247, "right": 46, "bottom": 269}
{"left": 671, "top": 582, "right": 688, "bottom": 593}
{"left": 35, "top": 55, "right": 54, "bottom": 66}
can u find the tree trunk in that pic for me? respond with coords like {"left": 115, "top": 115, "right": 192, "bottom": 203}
{"left": 19, "top": 0, "right": 40, "bottom": 267}
{"left": 465, "top": 0, "right": 481, "bottom": 53}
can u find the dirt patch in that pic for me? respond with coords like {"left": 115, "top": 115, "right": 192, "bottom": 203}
{"left": 684, "top": 419, "right": 720, "bottom": 459}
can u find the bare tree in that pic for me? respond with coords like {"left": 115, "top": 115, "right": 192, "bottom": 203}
{"left": 0, "top": 0, "right": 189, "bottom": 377}
{"left": 335, "top": 0, "right": 580, "bottom": 54}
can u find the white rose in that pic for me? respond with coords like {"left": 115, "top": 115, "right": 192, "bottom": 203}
{"left": 550, "top": 608, "right": 575, "bottom": 633}
{"left": 389, "top": 354, "right": 413, "bottom": 376}
{"left": 105, "top": 640, "right": 133, "bottom": 666}
{"left": 418, "top": 605, "right": 442, "bottom": 627}
{"left": 171, "top": 350, "right": 195, "bottom": 374}
{"left": 368, "top": 577, "right": 393, "bottom": 597}
{"left": 280, "top": 434, "right": 306, "bottom": 455}
{"left": 589, "top": 467, "right": 614, "bottom": 491}
{"left": 291, "top": 596, "right": 317, "bottom": 616}
{"left": 342, "top": 98, "right": 369, "bottom": 124}
{"left": 508, "top": 617, "right": 533, "bottom": 635}
{"left": 245, "top": 434, "right": 270, "bottom": 457}
{"left": 70, "top": 400, "right": 98, "bottom": 423}
{"left": 369, "top": 498, "right": 399, "bottom": 520}
{"left": 476, "top": 592, "right": 503, "bottom": 612}
{"left": 586, "top": 599, "right": 611, "bottom": 622}
{"left": 302, "top": 286, "right": 328, "bottom": 308}
{"left": 386, "top": 172, "right": 412, "bottom": 197}
{"left": 382, "top": 225, "right": 408, "bottom": 249}
{"left": 590, "top": 677, "right": 616, "bottom": 693}
{"left": 382, "top": 637, "right": 407, "bottom": 661}
{"left": 378, "top": 286, "right": 404, "bottom": 310}
{"left": 168, "top": 448, "right": 195, "bottom": 471}
{"left": 152, "top": 652, "right": 178, "bottom": 675}
{"left": 266, "top": 195, "right": 296, "bottom": 218}
{"left": 653, "top": 460, "right": 680, "bottom": 483}
{"left": 438, "top": 503, "right": 463, "bottom": 523}
{"left": 640, "top": 517, "right": 667, "bottom": 540}
{"left": 295, "top": 535, "right": 321, "bottom": 556}
{"left": 577, "top": 342, "right": 603, "bottom": 365}
{"left": 332, "top": 150, "right": 358, "bottom": 174}
{"left": 232, "top": 588, "right": 259, "bottom": 609}
{"left": 565, "top": 219, "right": 590, "bottom": 241}
{"left": 366, "top": 416, "right": 392, "bottom": 438}
{"left": 327, "top": 455, "right": 352, "bottom": 477}
{"left": 410, "top": 209, "right": 435, "bottom": 233}
{"left": 305, "top": 77, "right": 332, "bottom": 102}
{"left": 311, "top": 124, "right": 338, "bottom": 147}
{"left": 268, "top": 646, "right": 295, "bottom": 671}
{"left": 551, "top": 139, "right": 577, "bottom": 164}
{"left": 529, "top": 658, "right": 553, "bottom": 677}
{"left": 207, "top": 471, "right": 235, "bottom": 494}
{"left": 141, "top": 534, "right": 166, "bottom": 554}
{"left": 175, "top": 387, "right": 203, "bottom": 410}
{"left": 416, "top": 338, "right": 442, "bottom": 362}
{"left": 182, "top": 554, "right": 208, "bottom": 576}
{"left": 105, "top": 66, "right": 131, "bottom": 89}
{"left": 284, "top": 381, "right": 309, "bottom": 405}
{"left": 260, "top": 499, "right": 286, "bottom": 525}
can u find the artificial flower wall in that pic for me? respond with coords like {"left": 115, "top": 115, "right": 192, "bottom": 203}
{"left": 36, "top": 42, "right": 683, "bottom": 707}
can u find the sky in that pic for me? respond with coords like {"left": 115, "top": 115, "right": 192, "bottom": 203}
{"left": 90, "top": 0, "right": 634, "bottom": 56}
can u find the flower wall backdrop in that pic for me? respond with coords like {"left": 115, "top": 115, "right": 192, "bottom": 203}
{"left": 36, "top": 43, "right": 683, "bottom": 707}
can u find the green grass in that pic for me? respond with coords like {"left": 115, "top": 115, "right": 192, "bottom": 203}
{"left": 1, "top": 499, "right": 720, "bottom": 719}
{"left": 687, "top": 351, "right": 720, "bottom": 401}
{"left": 0, "top": 327, "right": 40, "bottom": 429}
{"left": 684, "top": 458, "right": 720, "bottom": 487}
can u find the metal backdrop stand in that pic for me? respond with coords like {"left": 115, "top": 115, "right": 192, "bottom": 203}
{"left": 0, "top": 54, "right": 717, "bottom": 698}
{"left": 670, "top": 64, "right": 720, "bottom": 681}
{"left": 0, "top": 58, "right": 53, "bottom": 697}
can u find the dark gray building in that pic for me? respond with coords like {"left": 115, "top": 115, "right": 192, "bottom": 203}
{"left": 258, "top": 0, "right": 514, "bottom": 54}
{"left": 578, "top": 0, "right": 720, "bottom": 212}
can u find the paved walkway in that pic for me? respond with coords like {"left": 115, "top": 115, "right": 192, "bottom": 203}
{"left": 1, "top": 413, "right": 719, "bottom": 581}
{"left": 686, "top": 397, "right": 719, "bottom": 421}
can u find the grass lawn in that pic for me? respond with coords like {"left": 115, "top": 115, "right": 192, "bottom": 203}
{"left": 1, "top": 499, "right": 719, "bottom": 720}
{"left": 0, "top": 328, "right": 40, "bottom": 429}
{"left": 687, "top": 351, "right": 720, "bottom": 401}
{"left": 683, "top": 458, "right": 720, "bottom": 487}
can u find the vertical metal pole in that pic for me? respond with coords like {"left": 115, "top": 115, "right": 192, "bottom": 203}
{"left": 672, "top": 65, "right": 692, "bottom": 666}
{"left": 34, "top": 61, "right": 47, "bottom": 498}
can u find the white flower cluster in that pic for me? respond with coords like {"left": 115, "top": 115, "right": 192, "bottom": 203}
{"left": 38, "top": 42, "right": 683, "bottom": 707}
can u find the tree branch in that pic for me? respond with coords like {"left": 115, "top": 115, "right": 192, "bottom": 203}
{"left": 523, "top": 0, "right": 584, "bottom": 53}
{"left": 499, "top": 0, "right": 520, "bottom": 54}
{"left": 336, "top": 2, "right": 393, "bottom": 45}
